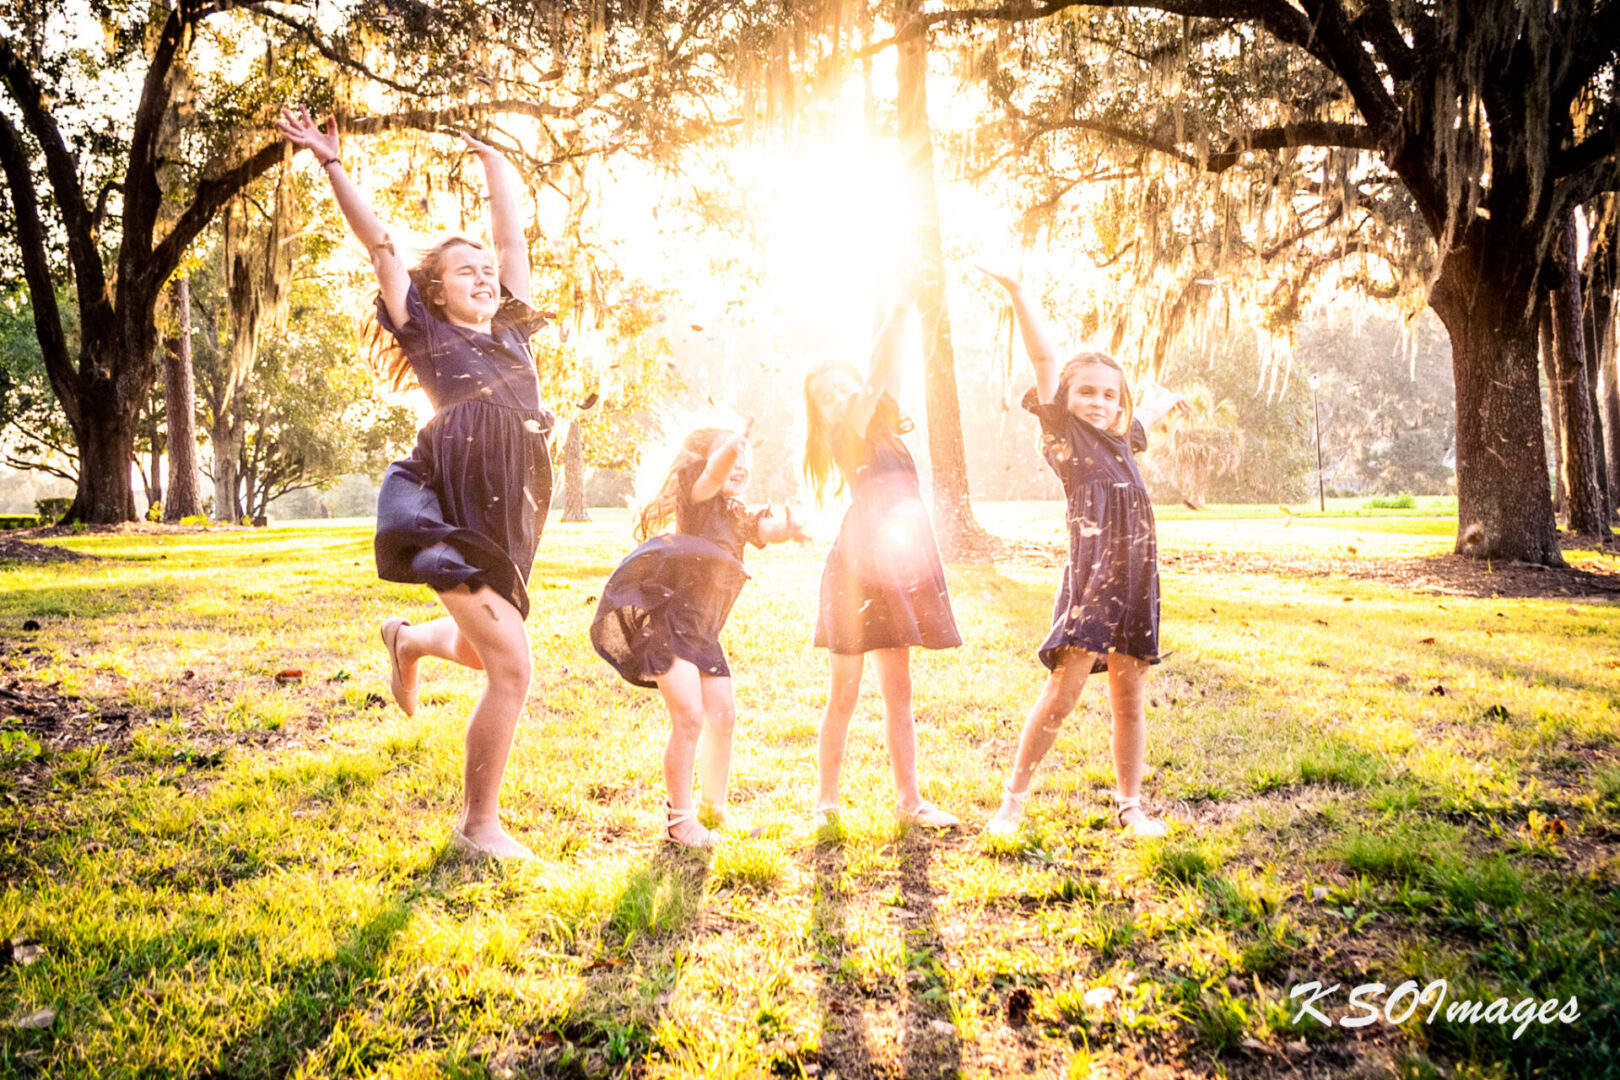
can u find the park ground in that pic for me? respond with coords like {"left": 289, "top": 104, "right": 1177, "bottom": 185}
{"left": 1, "top": 500, "right": 1618, "bottom": 1079}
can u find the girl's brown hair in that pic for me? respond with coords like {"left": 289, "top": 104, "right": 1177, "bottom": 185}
{"left": 367, "top": 236, "right": 492, "bottom": 392}
{"left": 634, "top": 427, "right": 729, "bottom": 541}
{"left": 1056, "top": 351, "right": 1134, "bottom": 436}
{"left": 801, "top": 361, "right": 913, "bottom": 503}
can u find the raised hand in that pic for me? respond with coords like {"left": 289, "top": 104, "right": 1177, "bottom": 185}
{"left": 275, "top": 106, "right": 339, "bottom": 161}
{"left": 459, "top": 131, "right": 500, "bottom": 160}
{"left": 976, "top": 263, "right": 1023, "bottom": 293}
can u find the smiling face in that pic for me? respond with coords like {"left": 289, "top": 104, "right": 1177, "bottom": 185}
{"left": 429, "top": 242, "right": 499, "bottom": 328}
{"left": 807, "top": 366, "right": 862, "bottom": 428}
{"left": 1064, "top": 359, "right": 1126, "bottom": 431}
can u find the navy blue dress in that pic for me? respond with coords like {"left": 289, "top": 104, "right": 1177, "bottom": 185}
{"left": 814, "top": 396, "right": 962, "bottom": 654}
{"left": 373, "top": 282, "right": 554, "bottom": 620}
{"left": 591, "top": 461, "right": 769, "bottom": 688}
{"left": 1024, "top": 387, "right": 1160, "bottom": 673}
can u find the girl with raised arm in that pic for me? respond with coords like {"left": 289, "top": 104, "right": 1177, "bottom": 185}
{"left": 979, "top": 267, "right": 1186, "bottom": 838}
{"left": 277, "top": 108, "right": 553, "bottom": 860}
{"left": 803, "top": 295, "right": 963, "bottom": 831}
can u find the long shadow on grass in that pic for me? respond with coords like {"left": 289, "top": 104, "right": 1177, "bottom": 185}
{"left": 893, "top": 834, "right": 961, "bottom": 1080}
{"left": 196, "top": 859, "right": 435, "bottom": 1079}
{"left": 572, "top": 849, "right": 711, "bottom": 1071}
{"left": 809, "top": 834, "right": 961, "bottom": 1080}
{"left": 810, "top": 839, "right": 876, "bottom": 1078}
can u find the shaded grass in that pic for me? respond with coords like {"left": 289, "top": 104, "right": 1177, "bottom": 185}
{"left": 0, "top": 511, "right": 1617, "bottom": 1077}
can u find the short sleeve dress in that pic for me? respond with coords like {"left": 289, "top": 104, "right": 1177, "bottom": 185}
{"left": 1023, "top": 387, "right": 1160, "bottom": 674}
{"left": 372, "top": 282, "right": 555, "bottom": 620}
{"left": 814, "top": 396, "right": 962, "bottom": 655}
{"left": 591, "top": 460, "right": 769, "bottom": 688}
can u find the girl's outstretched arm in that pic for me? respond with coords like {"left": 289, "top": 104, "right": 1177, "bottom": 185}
{"left": 462, "top": 133, "right": 534, "bottom": 308}
{"left": 691, "top": 420, "right": 753, "bottom": 503}
{"left": 979, "top": 267, "right": 1062, "bottom": 403}
{"left": 275, "top": 107, "right": 410, "bottom": 327}
{"left": 756, "top": 503, "right": 811, "bottom": 544}
{"left": 1135, "top": 384, "right": 1190, "bottom": 431}
{"left": 845, "top": 294, "right": 911, "bottom": 439}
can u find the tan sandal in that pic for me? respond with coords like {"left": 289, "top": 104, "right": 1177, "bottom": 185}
{"left": 663, "top": 802, "right": 716, "bottom": 850}
{"left": 895, "top": 800, "right": 960, "bottom": 829}
{"left": 380, "top": 617, "right": 416, "bottom": 716}
{"left": 1114, "top": 795, "right": 1167, "bottom": 838}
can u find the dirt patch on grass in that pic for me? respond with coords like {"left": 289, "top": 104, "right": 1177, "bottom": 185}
{"left": 0, "top": 535, "right": 98, "bottom": 563}
{"left": 1159, "top": 544, "right": 1620, "bottom": 599}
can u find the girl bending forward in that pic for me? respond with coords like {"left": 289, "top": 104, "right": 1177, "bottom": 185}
{"left": 591, "top": 422, "right": 807, "bottom": 849}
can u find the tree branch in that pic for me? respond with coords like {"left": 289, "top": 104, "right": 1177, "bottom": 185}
{"left": 0, "top": 38, "right": 108, "bottom": 318}
{"left": 1010, "top": 110, "right": 1379, "bottom": 172}
{"left": 0, "top": 112, "right": 80, "bottom": 435}
{"left": 120, "top": 4, "right": 192, "bottom": 274}
{"left": 147, "top": 140, "right": 289, "bottom": 296}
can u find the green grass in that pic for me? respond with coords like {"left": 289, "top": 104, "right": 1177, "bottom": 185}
{"left": 0, "top": 509, "right": 1617, "bottom": 1077}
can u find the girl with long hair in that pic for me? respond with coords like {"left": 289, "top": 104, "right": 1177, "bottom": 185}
{"left": 591, "top": 421, "right": 807, "bottom": 848}
{"left": 804, "top": 295, "right": 963, "bottom": 830}
{"left": 277, "top": 108, "right": 553, "bottom": 860}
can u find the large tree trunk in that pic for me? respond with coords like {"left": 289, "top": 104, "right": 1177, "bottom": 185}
{"left": 210, "top": 412, "right": 241, "bottom": 522}
{"left": 1606, "top": 344, "right": 1620, "bottom": 515}
{"left": 1549, "top": 218, "right": 1609, "bottom": 538}
{"left": 893, "top": 0, "right": 990, "bottom": 558}
{"left": 1429, "top": 253, "right": 1563, "bottom": 565}
{"left": 1540, "top": 302, "right": 1567, "bottom": 516}
{"left": 561, "top": 416, "right": 589, "bottom": 523}
{"left": 72, "top": 388, "right": 140, "bottom": 524}
{"left": 164, "top": 275, "right": 204, "bottom": 520}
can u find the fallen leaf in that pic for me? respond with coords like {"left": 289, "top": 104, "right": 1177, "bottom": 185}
{"left": 21, "top": 620, "right": 39, "bottom": 631}
{"left": 13, "top": 1007, "right": 53, "bottom": 1029}
{"left": 928, "top": 1019, "right": 955, "bottom": 1035}
{"left": 1286, "top": 1039, "right": 1310, "bottom": 1054}
{"left": 274, "top": 669, "right": 304, "bottom": 684}
{"left": 1483, "top": 704, "right": 1510, "bottom": 721}
{"left": 1241, "top": 1036, "right": 1268, "bottom": 1052}
{"left": 1419, "top": 636, "right": 1436, "bottom": 644}
{"left": 1427, "top": 684, "right": 1447, "bottom": 696}
{"left": 11, "top": 943, "right": 43, "bottom": 966}
{"left": 1082, "top": 986, "right": 1118, "bottom": 1009}
{"left": 1389, "top": 674, "right": 1411, "bottom": 686}
{"left": 1311, "top": 885, "right": 1331, "bottom": 901}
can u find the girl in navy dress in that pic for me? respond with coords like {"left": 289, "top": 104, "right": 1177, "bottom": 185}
{"left": 277, "top": 108, "right": 552, "bottom": 860}
{"left": 979, "top": 268, "right": 1186, "bottom": 838}
{"left": 804, "top": 296, "right": 963, "bottom": 830}
{"left": 592, "top": 422, "right": 807, "bottom": 848}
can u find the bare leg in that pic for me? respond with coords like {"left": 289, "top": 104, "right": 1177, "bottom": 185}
{"left": 655, "top": 659, "right": 711, "bottom": 846}
{"left": 394, "top": 617, "right": 485, "bottom": 692}
{"left": 870, "top": 647, "right": 921, "bottom": 809}
{"left": 1106, "top": 653, "right": 1160, "bottom": 832}
{"left": 696, "top": 674, "right": 737, "bottom": 815}
{"left": 815, "top": 652, "right": 865, "bottom": 810}
{"left": 435, "top": 585, "right": 533, "bottom": 858}
{"left": 987, "top": 649, "right": 1093, "bottom": 834}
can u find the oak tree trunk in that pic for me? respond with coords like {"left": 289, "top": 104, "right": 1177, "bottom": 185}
{"left": 164, "top": 275, "right": 205, "bottom": 520}
{"left": 1550, "top": 218, "right": 1609, "bottom": 538}
{"left": 1540, "top": 302, "right": 1567, "bottom": 515}
{"left": 1429, "top": 252, "right": 1563, "bottom": 564}
{"left": 561, "top": 416, "right": 590, "bottom": 523}
{"left": 894, "top": 0, "right": 990, "bottom": 558}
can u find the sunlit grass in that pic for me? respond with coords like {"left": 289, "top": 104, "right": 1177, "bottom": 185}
{"left": 0, "top": 508, "right": 1616, "bottom": 1077}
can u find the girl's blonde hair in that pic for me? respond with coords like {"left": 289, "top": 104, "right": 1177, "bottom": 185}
{"left": 801, "top": 361, "right": 913, "bottom": 503}
{"left": 367, "top": 235, "right": 492, "bottom": 392}
{"left": 1057, "top": 351, "right": 1134, "bottom": 436}
{"left": 634, "top": 427, "right": 729, "bottom": 540}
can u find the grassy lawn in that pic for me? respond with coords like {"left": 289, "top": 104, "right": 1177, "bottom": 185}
{"left": 1, "top": 504, "right": 1617, "bottom": 1078}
